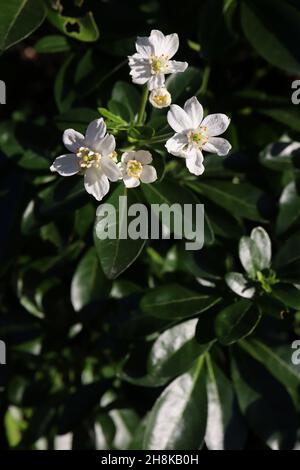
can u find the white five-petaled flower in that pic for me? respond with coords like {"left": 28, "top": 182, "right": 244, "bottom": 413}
{"left": 118, "top": 150, "right": 157, "bottom": 188}
{"left": 50, "top": 118, "right": 121, "bottom": 201}
{"left": 128, "top": 30, "right": 188, "bottom": 91}
{"left": 149, "top": 87, "right": 171, "bottom": 109}
{"left": 165, "top": 96, "right": 231, "bottom": 176}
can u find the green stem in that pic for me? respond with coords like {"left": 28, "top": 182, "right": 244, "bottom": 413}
{"left": 198, "top": 66, "right": 211, "bottom": 96}
{"left": 137, "top": 85, "right": 149, "bottom": 125}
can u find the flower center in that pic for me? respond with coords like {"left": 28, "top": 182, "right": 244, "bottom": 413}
{"left": 76, "top": 147, "right": 101, "bottom": 169}
{"left": 150, "top": 55, "right": 168, "bottom": 74}
{"left": 188, "top": 127, "right": 208, "bottom": 148}
{"left": 153, "top": 93, "right": 169, "bottom": 106}
{"left": 127, "top": 159, "right": 143, "bottom": 178}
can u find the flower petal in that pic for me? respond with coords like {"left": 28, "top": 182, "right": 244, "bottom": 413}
{"left": 85, "top": 118, "right": 107, "bottom": 151}
{"left": 185, "top": 148, "right": 205, "bottom": 176}
{"left": 84, "top": 167, "right": 110, "bottom": 201}
{"left": 161, "top": 33, "right": 179, "bottom": 58}
{"left": 203, "top": 137, "right": 232, "bottom": 156}
{"left": 123, "top": 175, "right": 140, "bottom": 188}
{"left": 121, "top": 152, "right": 133, "bottom": 164}
{"left": 50, "top": 154, "right": 80, "bottom": 176}
{"left": 167, "top": 104, "right": 193, "bottom": 133}
{"left": 149, "top": 30, "right": 167, "bottom": 56}
{"left": 183, "top": 97, "right": 203, "bottom": 129}
{"left": 135, "top": 36, "right": 153, "bottom": 57}
{"left": 134, "top": 150, "right": 153, "bottom": 164}
{"left": 101, "top": 157, "right": 121, "bottom": 182}
{"left": 167, "top": 60, "right": 188, "bottom": 74}
{"left": 63, "top": 129, "right": 85, "bottom": 153}
{"left": 201, "top": 113, "right": 230, "bottom": 136}
{"left": 140, "top": 165, "right": 157, "bottom": 183}
{"left": 147, "top": 73, "right": 165, "bottom": 90}
{"left": 165, "top": 133, "right": 188, "bottom": 156}
{"left": 129, "top": 56, "right": 152, "bottom": 85}
{"left": 96, "top": 134, "right": 116, "bottom": 156}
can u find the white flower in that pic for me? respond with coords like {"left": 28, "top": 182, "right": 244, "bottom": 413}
{"left": 128, "top": 30, "right": 188, "bottom": 91}
{"left": 149, "top": 87, "right": 171, "bottom": 108}
{"left": 165, "top": 96, "right": 231, "bottom": 175}
{"left": 118, "top": 150, "right": 157, "bottom": 188}
{"left": 50, "top": 118, "right": 121, "bottom": 201}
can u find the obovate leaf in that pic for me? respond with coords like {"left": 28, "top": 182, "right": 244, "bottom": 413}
{"left": 34, "top": 34, "right": 71, "bottom": 53}
{"left": 94, "top": 185, "right": 146, "bottom": 279}
{"left": 142, "top": 178, "right": 214, "bottom": 247}
{"left": 47, "top": 8, "right": 99, "bottom": 43}
{"left": 241, "top": 0, "right": 300, "bottom": 74}
{"left": 205, "top": 355, "right": 246, "bottom": 450}
{"left": 272, "top": 284, "right": 300, "bottom": 310}
{"left": 143, "top": 358, "right": 207, "bottom": 450}
{"left": 187, "top": 181, "right": 265, "bottom": 222}
{"left": 215, "top": 299, "right": 261, "bottom": 345}
{"left": 147, "top": 319, "right": 212, "bottom": 383}
{"left": 71, "top": 247, "right": 111, "bottom": 312}
{"left": 140, "top": 283, "right": 221, "bottom": 320}
{"left": 225, "top": 272, "right": 255, "bottom": 299}
{"left": 231, "top": 346, "right": 297, "bottom": 449}
{"left": 276, "top": 180, "right": 300, "bottom": 235}
{"left": 0, "top": 0, "right": 46, "bottom": 52}
{"left": 239, "top": 338, "right": 300, "bottom": 407}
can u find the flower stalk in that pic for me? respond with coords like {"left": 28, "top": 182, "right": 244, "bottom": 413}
{"left": 137, "top": 85, "right": 149, "bottom": 125}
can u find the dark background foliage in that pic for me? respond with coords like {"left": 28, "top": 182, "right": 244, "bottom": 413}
{"left": 0, "top": 0, "right": 300, "bottom": 450}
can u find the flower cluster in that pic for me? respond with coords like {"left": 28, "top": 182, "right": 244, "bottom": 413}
{"left": 51, "top": 29, "right": 231, "bottom": 200}
{"left": 128, "top": 29, "right": 187, "bottom": 109}
{"left": 51, "top": 118, "right": 157, "bottom": 201}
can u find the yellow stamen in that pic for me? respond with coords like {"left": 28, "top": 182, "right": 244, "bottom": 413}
{"left": 127, "top": 159, "right": 143, "bottom": 178}
{"left": 76, "top": 147, "right": 101, "bottom": 169}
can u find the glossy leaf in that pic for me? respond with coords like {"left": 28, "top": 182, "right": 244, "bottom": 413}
{"left": 276, "top": 181, "right": 300, "bottom": 235}
{"left": 232, "top": 346, "right": 297, "bottom": 449}
{"left": 71, "top": 247, "right": 111, "bottom": 312}
{"left": 94, "top": 185, "right": 146, "bottom": 279}
{"left": 241, "top": 0, "right": 300, "bottom": 74}
{"left": 225, "top": 272, "right": 255, "bottom": 299}
{"left": 240, "top": 338, "right": 300, "bottom": 407}
{"left": 143, "top": 358, "right": 207, "bottom": 450}
{"left": 47, "top": 8, "right": 99, "bottom": 43}
{"left": 147, "top": 319, "right": 211, "bottom": 382}
{"left": 0, "top": 0, "right": 46, "bottom": 52}
{"left": 205, "top": 355, "right": 246, "bottom": 450}
{"left": 215, "top": 300, "right": 261, "bottom": 345}
{"left": 140, "top": 283, "right": 221, "bottom": 320}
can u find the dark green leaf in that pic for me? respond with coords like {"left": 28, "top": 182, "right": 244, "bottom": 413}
{"left": 241, "top": 0, "right": 300, "bottom": 74}
{"left": 0, "top": 0, "right": 46, "bottom": 52}
{"left": 34, "top": 34, "right": 70, "bottom": 53}
{"left": 205, "top": 355, "right": 246, "bottom": 450}
{"left": 232, "top": 346, "right": 297, "bottom": 449}
{"left": 147, "top": 319, "right": 212, "bottom": 382}
{"left": 140, "top": 283, "right": 221, "bottom": 320}
{"left": 187, "top": 181, "right": 265, "bottom": 222}
{"left": 240, "top": 338, "right": 300, "bottom": 407}
{"left": 276, "top": 181, "right": 300, "bottom": 235}
{"left": 215, "top": 300, "right": 261, "bottom": 345}
{"left": 71, "top": 247, "right": 111, "bottom": 311}
{"left": 94, "top": 185, "right": 146, "bottom": 279}
{"left": 143, "top": 358, "right": 207, "bottom": 450}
